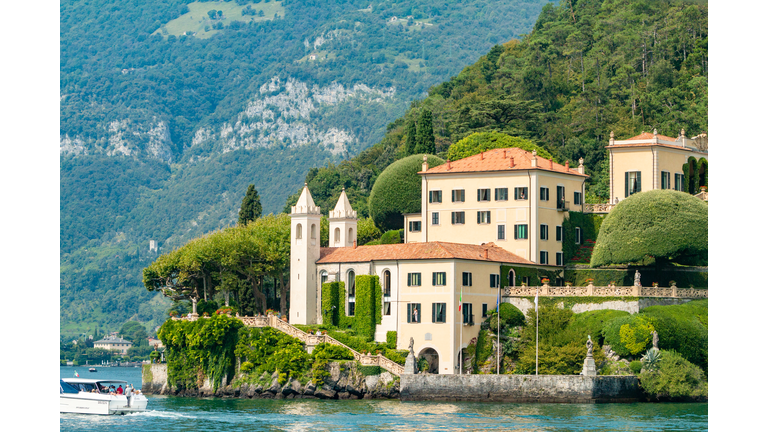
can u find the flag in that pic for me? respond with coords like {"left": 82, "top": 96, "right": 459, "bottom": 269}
{"left": 534, "top": 289, "right": 539, "bottom": 312}
{"left": 496, "top": 289, "right": 500, "bottom": 310}
{"left": 459, "top": 287, "right": 462, "bottom": 311}
{"left": 74, "top": 370, "right": 79, "bottom": 377}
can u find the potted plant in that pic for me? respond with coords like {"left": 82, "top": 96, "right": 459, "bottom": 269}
{"left": 586, "top": 278, "right": 595, "bottom": 284}
{"left": 669, "top": 280, "right": 677, "bottom": 287}
{"left": 541, "top": 277, "right": 550, "bottom": 284}
{"left": 652, "top": 282, "right": 659, "bottom": 287}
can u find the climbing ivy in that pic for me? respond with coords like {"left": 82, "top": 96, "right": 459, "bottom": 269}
{"left": 562, "top": 211, "right": 604, "bottom": 263}
{"left": 353, "top": 275, "right": 382, "bottom": 341}
{"left": 157, "top": 314, "right": 243, "bottom": 393}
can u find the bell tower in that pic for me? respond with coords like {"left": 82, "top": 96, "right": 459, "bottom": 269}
{"left": 290, "top": 184, "right": 321, "bottom": 325}
{"left": 328, "top": 188, "right": 358, "bottom": 247}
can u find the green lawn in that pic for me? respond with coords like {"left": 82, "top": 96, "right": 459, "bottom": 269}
{"left": 154, "top": 0, "right": 285, "bottom": 39}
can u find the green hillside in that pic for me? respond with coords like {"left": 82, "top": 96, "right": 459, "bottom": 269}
{"left": 286, "top": 0, "right": 708, "bottom": 216}
{"left": 60, "top": 0, "right": 554, "bottom": 336}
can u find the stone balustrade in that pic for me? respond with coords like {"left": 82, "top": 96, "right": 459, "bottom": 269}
{"left": 583, "top": 203, "right": 616, "bottom": 213}
{"left": 231, "top": 314, "right": 404, "bottom": 377}
{"left": 505, "top": 282, "right": 707, "bottom": 299}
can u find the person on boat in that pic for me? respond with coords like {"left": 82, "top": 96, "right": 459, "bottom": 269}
{"left": 117, "top": 385, "right": 123, "bottom": 395}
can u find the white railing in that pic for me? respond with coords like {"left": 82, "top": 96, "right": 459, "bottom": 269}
{"left": 584, "top": 203, "right": 615, "bottom": 213}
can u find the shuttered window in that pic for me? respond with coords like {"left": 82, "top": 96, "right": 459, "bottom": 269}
{"left": 451, "top": 211, "right": 465, "bottom": 224}
{"left": 514, "top": 224, "right": 528, "bottom": 239}
{"left": 477, "top": 211, "right": 491, "bottom": 224}
{"left": 540, "top": 187, "right": 550, "bottom": 201}
{"left": 495, "top": 188, "right": 508, "bottom": 201}
{"left": 540, "top": 251, "right": 548, "bottom": 265}
{"left": 625, "top": 171, "right": 641, "bottom": 197}
{"left": 407, "top": 273, "right": 421, "bottom": 286}
{"left": 432, "top": 272, "right": 446, "bottom": 286}
{"left": 477, "top": 188, "right": 491, "bottom": 201}
{"left": 514, "top": 187, "right": 528, "bottom": 200}
{"left": 407, "top": 303, "right": 421, "bottom": 323}
{"left": 556, "top": 225, "right": 563, "bottom": 241}
{"left": 462, "top": 272, "right": 473, "bottom": 286}
{"left": 452, "top": 189, "right": 465, "bottom": 202}
{"left": 429, "top": 190, "right": 442, "bottom": 203}
{"left": 432, "top": 303, "right": 446, "bottom": 323}
{"left": 540, "top": 224, "right": 548, "bottom": 240}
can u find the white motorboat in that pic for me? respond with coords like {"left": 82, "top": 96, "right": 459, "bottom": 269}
{"left": 60, "top": 378, "right": 148, "bottom": 415}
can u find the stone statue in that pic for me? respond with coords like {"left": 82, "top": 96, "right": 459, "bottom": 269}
{"left": 634, "top": 270, "right": 641, "bottom": 287}
{"left": 652, "top": 331, "right": 659, "bottom": 350}
{"left": 408, "top": 337, "right": 415, "bottom": 354}
{"left": 581, "top": 335, "right": 597, "bottom": 376}
{"left": 586, "top": 335, "right": 593, "bottom": 357}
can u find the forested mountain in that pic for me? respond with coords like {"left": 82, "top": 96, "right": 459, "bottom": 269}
{"left": 286, "top": 0, "right": 708, "bottom": 217}
{"left": 60, "top": 0, "right": 554, "bottom": 335}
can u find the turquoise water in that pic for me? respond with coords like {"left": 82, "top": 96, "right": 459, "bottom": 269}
{"left": 60, "top": 367, "right": 707, "bottom": 431}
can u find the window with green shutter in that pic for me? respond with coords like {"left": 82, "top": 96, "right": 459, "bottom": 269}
{"left": 407, "top": 272, "right": 421, "bottom": 286}
{"left": 462, "top": 272, "right": 472, "bottom": 286}
{"left": 432, "top": 303, "right": 446, "bottom": 323}
{"left": 556, "top": 225, "right": 562, "bottom": 241}
{"left": 514, "top": 187, "right": 528, "bottom": 200}
{"left": 477, "top": 188, "right": 491, "bottom": 201}
{"left": 495, "top": 187, "right": 508, "bottom": 201}
{"left": 626, "top": 171, "right": 641, "bottom": 196}
{"left": 477, "top": 211, "right": 490, "bottom": 224}
{"left": 451, "top": 211, "right": 465, "bottom": 224}
{"left": 407, "top": 303, "right": 421, "bottom": 323}
{"left": 514, "top": 224, "right": 528, "bottom": 239}
{"left": 452, "top": 189, "right": 465, "bottom": 202}
{"left": 432, "top": 272, "right": 446, "bottom": 286}
{"left": 540, "top": 250, "right": 548, "bottom": 264}
{"left": 540, "top": 186, "right": 549, "bottom": 201}
{"left": 540, "top": 224, "right": 548, "bottom": 240}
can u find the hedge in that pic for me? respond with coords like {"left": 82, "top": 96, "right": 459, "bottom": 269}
{"left": 353, "top": 275, "right": 383, "bottom": 341}
{"left": 562, "top": 211, "right": 604, "bottom": 263}
{"left": 590, "top": 190, "right": 708, "bottom": 267}
{"left": 368, "top": 153, "right": 445, "bottom": 231}
{"left": 564, "top": 266, "right": 708, "bottom": 288}
{"left": 640, "top": 300, "right": 708, "bottom": 372}
{"left": 501, "top": 265, "right": 561, "bottom": 287}
{"left": 321, "top": 282, "right": 343, "bottom": 326}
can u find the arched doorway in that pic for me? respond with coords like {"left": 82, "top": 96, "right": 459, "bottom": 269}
{"left": 419, "top": 348, "right": 439, "bottom": 374}
{"left": 508, "top": 269, "right": 516, "bottom": 287}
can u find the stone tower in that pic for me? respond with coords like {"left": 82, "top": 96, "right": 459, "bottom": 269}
{"left": 328, "top": 188, "right": 357, "bottom": 247}
{"left": 290, "top": 184, "right": 321, "bottom": 325}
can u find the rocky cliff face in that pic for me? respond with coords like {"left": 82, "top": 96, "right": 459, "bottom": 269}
{"left": 143, "top": 361, "right": 400, "bottom": 400}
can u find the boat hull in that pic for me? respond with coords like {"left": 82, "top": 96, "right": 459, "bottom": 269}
{"left": 60, "top": 393, "right": 148, "bottom": 415}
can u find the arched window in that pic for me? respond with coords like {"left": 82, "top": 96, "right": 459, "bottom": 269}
{"left": 296, "top": 223, "right": 303, "bottom": 240}
{"left": 311, "top": 224, "right": 317, "bottom": 239}
{"left": 347, "top": 270, "right": 356, "bottom": 316}
{"left": 383, "top": 270, "right": 391, "bottom": 296}
{"left": 334, "top": 228, "right": 341, "bottom": 244}
{"left": 320, "top": 270, "right": 328, "bottom": 285}
{"left": 508, "top": 269, "right": 516, "bottom": 287}
{"left": 348, "top": 228, "right": 354, "bottom": 243}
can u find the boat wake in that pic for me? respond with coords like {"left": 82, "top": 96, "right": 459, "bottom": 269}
{"left": 126, "top": 410, "right": 193, "bottom": 419}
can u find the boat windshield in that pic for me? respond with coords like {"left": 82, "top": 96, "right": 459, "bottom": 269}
{"left": 60, "top": 380, "right": 79, "bottom": 394}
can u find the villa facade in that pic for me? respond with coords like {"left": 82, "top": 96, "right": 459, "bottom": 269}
{"left": 289, "top": 133, "right": 708, "bottom": 374}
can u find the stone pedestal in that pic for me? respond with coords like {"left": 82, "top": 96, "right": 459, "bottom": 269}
{"left": 404, "top": 352, "right": 418, "bottom": 375}
{"left": 581, "top": 356, "right": 597, "bottom": 376}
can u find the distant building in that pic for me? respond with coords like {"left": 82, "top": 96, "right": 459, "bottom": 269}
{"left": 309, "top": 54, "right": 317, "bottom": 60}
{"left": 149, "top": 240, "right": 158, "bottom": 253}
{"left": 93, "top": 335, "right": 133, "bottom": 355}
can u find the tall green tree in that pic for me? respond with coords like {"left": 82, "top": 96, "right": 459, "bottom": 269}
{"left": 404, "top": 119, "right": 417, "bottom": 156}
{"left": 414, "top": 109, "right": 436, "bottom": 155}
{"left": 238, "top": 184, "right": 262, "bottom": 226}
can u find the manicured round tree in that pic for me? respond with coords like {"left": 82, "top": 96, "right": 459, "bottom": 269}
{"left": 446, "top": 132, "right": 554, "bottom": 161}
{"left": 590, "top": 190, "right": 708, "bottom": 267}
{"left": 368, "top": 154, "right": 445, "bottom": 231}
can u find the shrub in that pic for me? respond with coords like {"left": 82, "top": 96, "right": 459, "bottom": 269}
{"left": 602, "top": 315, "right": 654, "bottom": 357}
{"left": 380, "top": 229, "right": 403, "bottom": 244}
{"left": 446, "top": 132, "right": 553, "bottom": 161}
{"left": 639, "top": 350, "right": 707, "bottom": 400}
{"left": 629, "top": 360, "right": 643, "bottom": 375}
{"left": 312, "top": 343, "right": 353, "bottom": 361}
{"left": 240, "top": 361, "right": 254, "bottom": 373}
{"left": 368, "top": 154, "right": 445, "bottom": 231}
{"left": 640, "top": 300, "right": 708, "bottom": 371}
{"left": 489, "top": 303, "right": 525, "bottom": 330}
{"left": 591, "top": 190, "right": 708, "bottom": 267}
{"left": 386, "top": 331, "right": 397, "bottom": 349}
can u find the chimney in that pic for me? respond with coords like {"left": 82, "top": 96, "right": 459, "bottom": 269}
{"left": 549, "top": 158, "right": 553, "bottom": 169}
{"left": 503, "top": 150, "right": 507, "bottom": 158}
{"left": 422, "top": 154, "right": 429, "bottom": 172}
{"left": 531, "top": 150, "right": 537, "bottom": 168}
{"left": 509, "top": 157, "right": 515, "bottom": 168}
{"left": 565, "top": 160, "right": 570, "bottom": 170}
{"left": 578, "top": 158, "right": 585, "bottom": 174}
{"left": 609, "top": 131, "right": 615, "bottom": 146}
{"left": 353, "top": 240, "right": 357, "bottom": 249}
{"left": 483, "top": 249, "right": 489, "bottom": 260}
{"left": 480, "top": 151, "right": 484, "bottom": 160}
{"left": 447, "top": 160, "right": 451, "bottom": 170}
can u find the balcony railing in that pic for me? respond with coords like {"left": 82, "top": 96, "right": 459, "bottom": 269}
{"left": 556, "top": 200, "right": 569, "bottom": 211}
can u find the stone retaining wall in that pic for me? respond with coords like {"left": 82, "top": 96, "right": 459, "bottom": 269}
{"left": 400, "top": 374, "right": 641, "bottom": 403}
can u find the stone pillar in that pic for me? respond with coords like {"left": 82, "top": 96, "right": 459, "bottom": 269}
{"left": 587, "top": 282, "right": 594, "bottom": 296}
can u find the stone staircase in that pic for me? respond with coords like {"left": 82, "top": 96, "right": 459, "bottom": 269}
{"left": 238, "top": 314, "right": 404, "bottom": 376}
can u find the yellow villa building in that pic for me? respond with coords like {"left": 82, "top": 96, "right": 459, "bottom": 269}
{"left": 288, "top": 133, "right": 708, "bottom": 374}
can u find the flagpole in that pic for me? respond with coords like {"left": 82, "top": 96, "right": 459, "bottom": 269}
{"left": 459, "top": 286, "right": 463, "bottom": 375}
{"left": 496, "top": 284, "right": 500, "bottom": 375}
{"left": 535, "top": 285, "right": 539, "bottom": 376}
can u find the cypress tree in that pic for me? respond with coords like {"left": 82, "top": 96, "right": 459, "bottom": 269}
{"left": 238, "top": 184, "right": 262, "bottom": 225}
{"left": 404, "top": 119, "right": 417, "bottom": 155}
{"left": 414, "top": 109, "right": 436, "bottom": 154}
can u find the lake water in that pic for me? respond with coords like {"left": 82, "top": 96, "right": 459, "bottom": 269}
{"left": 60, "top": 366, "right": 708, "bottom": 431}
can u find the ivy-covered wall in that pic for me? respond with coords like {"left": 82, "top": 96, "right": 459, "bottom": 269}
{"left": 321, "top": 276, "right": 383, "bottom": 340}
{"left": 157, "top": 314, "right": 244, "bottom": 392}
{"left": 562, "top": 211, "right": 604, "bottom": 263}
{"left": 354, "top": 275, "right": 383, "bottom": 340}
{"left": 683, "top": 156, "right": 708, "bottom": 194}
{"left": 563, "top": 266, "right": 708, "bottom": 288}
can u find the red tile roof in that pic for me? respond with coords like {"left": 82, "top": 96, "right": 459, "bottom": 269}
{"left": 626, "top": 131, "right": 679, "bottom": 142}
{"left": 316, "top": 241, "right": 535, "bottom": 265}
{"left": 421, "top": 147, "right": 588, "bottom": 177}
